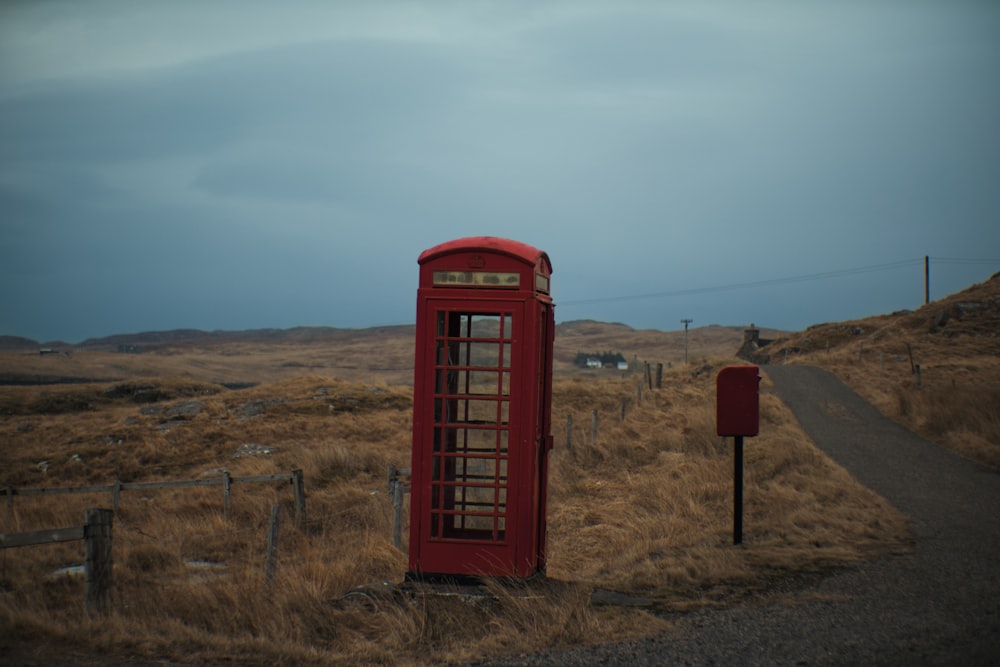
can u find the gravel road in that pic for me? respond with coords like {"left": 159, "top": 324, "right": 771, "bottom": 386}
{"left": 475, "top": 365, "right": 1000, "bottom": 666}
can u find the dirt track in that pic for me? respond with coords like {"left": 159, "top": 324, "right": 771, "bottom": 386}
{"left": 478, "top": 365, "right": 1000, "bottom": 666}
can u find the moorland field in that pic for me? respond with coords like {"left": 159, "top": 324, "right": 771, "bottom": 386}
{"left": 0, "top": 274, "right": 997, "bottom": 665}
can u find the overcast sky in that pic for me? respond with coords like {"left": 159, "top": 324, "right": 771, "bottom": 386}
{"left": 2, "top": 1, "right": 998, "bottom": 343}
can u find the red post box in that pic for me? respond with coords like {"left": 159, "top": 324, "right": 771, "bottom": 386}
{"left": 407, "top": 237, "right": 554, "bottom": 580}
{"left": 716, "top": 366, "right": 760, "bottom": 437}
{"left": 717, "top": 365, "right": 760, "bottom": 545}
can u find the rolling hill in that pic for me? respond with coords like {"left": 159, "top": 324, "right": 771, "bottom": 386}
{"left": 0, "top": 321, "right": 782, "bottom": 387}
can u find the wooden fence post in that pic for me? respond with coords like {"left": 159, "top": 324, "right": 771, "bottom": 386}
{"left": 392, "top": 480, "right": 404, "bottom": 550}
{"left": 291, "top": 469, "right": 306, "bottom": 528}
{"left": 565, "top": 415, "right": 573, "bottom": 450}
{"left": 386, "top": 465, "right": 408, "bottom": 550}
{"left": 85, "top": 508, "right": 113, "bottom": 616}
{"left": 386, "top": 464, "right": 397, "bottom": 494}
{"left": 620, "top": 396, "right": 627, "bottom": 422}
{"left": 656, "top": 363, "right": 663, "bottom": 389}
{"left": 222, "top": 471, "right": 232, "bottom": 520}
{"left": 637, "top": 381, "right": 643, "bottom": 404}
{"left": 264, "top": 504, "right": 281, "bottom": 584}
{"left": 591, "top": 410, "right": 598, "bottom": 445}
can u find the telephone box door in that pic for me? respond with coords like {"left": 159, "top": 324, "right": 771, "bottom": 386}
{"left": 411, "top": 301, "right": 527, "bottom": 576}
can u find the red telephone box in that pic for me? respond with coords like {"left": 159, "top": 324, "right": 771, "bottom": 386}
{"left": 407, "top": 237, "right": 554, "bottom": 579}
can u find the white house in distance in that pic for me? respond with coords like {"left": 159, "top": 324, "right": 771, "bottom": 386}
{"left": 586, "top": 358, "right": 630, "bottom": 371}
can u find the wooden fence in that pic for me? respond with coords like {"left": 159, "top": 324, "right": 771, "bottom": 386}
{"left": 0, "top": 470, "right": 307, "bottom": 613}
{"left": 2, "top": 470, "right": 306, "bottom": 526}
{"left": 1, "top": 502, "right": 291, "bottom": 613}
{"left": 0, "top": 508, "right": 113, "bottom": 615}
{"left": 386, "top": 465, "right": 410, "bottom": 550}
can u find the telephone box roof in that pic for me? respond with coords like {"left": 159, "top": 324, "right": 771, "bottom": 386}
{"left": 418, "top": 236, "right": 551, "bottom": 272}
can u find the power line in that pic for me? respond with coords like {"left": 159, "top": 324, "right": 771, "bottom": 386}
{"left": 560, "top": 258, "right": 930, "bottom": 307}
{"left": 930, "top": 257, "right": 1000, "bottom": 265}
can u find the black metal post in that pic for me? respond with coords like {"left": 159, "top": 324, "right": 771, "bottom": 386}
{"left": 734, "top": 435, "right": 744, "bottom": 545}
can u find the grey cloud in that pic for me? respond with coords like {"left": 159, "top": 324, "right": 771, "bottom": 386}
{"left": 2, "top": 2, "right": 998, "bottom": 342}
{"left": 0, "top": 76, "right": 246, "bottom": 163}
{"left": 1, "top": 38, "right": 470, "bottom": 165}
{"left": 523, "top": 9, "right": 751, "bottom": 87}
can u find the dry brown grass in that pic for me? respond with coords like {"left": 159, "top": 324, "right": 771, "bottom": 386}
{"left": 546, "top": 368, "right": 908, "bottom": 604}
{"left": 5, "top": 273, "right": 994, "bottom": 663}
{"left": 766, "top": 272, "right": 1000, "bottom": 469}
{"left": 0, "top": 321, "right": 762, "bottom": 388}
{"left": 0, "top": 351, "right": 909, "bottom": 664}
{"left": 0, "top": 329, "right": 418, "bottom": 387}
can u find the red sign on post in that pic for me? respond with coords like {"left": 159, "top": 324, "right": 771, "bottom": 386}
{"left": 716, "top": 366, "right": 760, "bottom": 437}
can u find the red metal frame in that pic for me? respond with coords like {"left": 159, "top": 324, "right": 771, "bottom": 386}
{"left": 408, "top": 237, "right": 554, "bottom": 579}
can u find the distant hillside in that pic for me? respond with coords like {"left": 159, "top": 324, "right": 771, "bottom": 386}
{"left": 764, "top": 270, "right": 1000, "bottom": 361}
{"left": 0, "top": 336, "right": 42, "bottom": 350}
{"left": 763, "top": 270, "right": 1000, "bottom": 469}
{"left": 75, "top": 325, "right": 417, "bottom": 350}
{"left": 555, "top": 320, "right": 784, "bottom": 372}
{"left": 0, "top": 319, "right": 762, "bottom": 387}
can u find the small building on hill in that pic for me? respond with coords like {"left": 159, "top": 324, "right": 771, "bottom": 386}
{"left": 737, "top": 324, "right": 775, "bottom": 364}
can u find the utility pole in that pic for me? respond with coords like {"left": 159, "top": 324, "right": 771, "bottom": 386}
{"left": 924, "top": 255, "right": 930, "bottom": 305}
{"left": 680, "top": 318, "right": 693, "bottom": 365}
